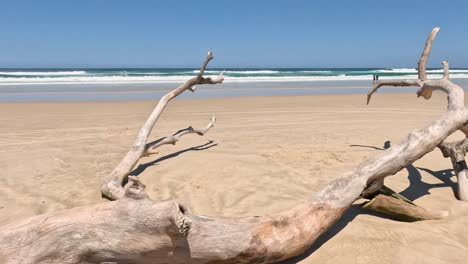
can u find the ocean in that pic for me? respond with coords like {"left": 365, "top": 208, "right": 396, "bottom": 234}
{"left": 1, "top": 68, "right": 467, "bottom": 101}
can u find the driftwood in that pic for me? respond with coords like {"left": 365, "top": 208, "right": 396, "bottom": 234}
{"left": 367, "top": 27, "right": 468, "bottom": 202}
{"left": 0, "top": 28, "right": 467, "bottom": 264}
{"left": 362, "top": 186, "right": 448, "bottom": 221}
{"left": 143, "top": 116, "right": 216, "bottom": 157}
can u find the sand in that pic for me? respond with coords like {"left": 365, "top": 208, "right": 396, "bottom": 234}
{"left": 1, "top": 93, "right": 467, "bottom": 263}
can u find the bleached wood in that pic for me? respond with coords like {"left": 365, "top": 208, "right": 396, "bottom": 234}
{"left": 0, "top": 28, "right": 466, "bottom": 264}
{"left": 368, "top": 27, "right": 467, "bottom": 201}
{"left": 367, "top": 80, "right": 422, "bottom": 105}
{"left": 443, "top": 60, "right": 450, "bottom": 80}
{"left": 418, "top": 27, "right": 440, "bottom": 81}
{"left": 143, "top": 116, "right": 216, "bottom": 156}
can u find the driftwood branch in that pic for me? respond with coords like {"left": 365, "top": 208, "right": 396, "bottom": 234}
{"left": 367, "top": 27, "right": 464, "bottom": 109}
{"left": 418, "top": 27, "right": 440, "bottom": 81}
{"left": 367, "top": 27, "right": 467, "bottom": 203}
{"left": 0, "top": 28, "right": 467, "bottom": 264}
{"left": 367, "top": 27, "right": 468, "bottom": 203}
{"left": 366, "top": 28, "right": 447, "bottom": 106}
{"left": 443, "top": 60, "right": 450, "bottom": 80}
{"left": 101, "top": 52, "right": 224, "bottom": 201}
{"left": 143, "top": 116, "right": 216, "bottom": 156}
{"left": 367, "top": 80, "right": 422, "bottom": 105}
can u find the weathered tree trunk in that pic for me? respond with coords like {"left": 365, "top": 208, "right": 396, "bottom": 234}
{"left": 0, "top": 28, "right": 466, "bottom": 264}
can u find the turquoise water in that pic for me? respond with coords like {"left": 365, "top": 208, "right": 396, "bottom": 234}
{"left": 1, "top": 68, "right": 468, "bottom": 84}
{"left": 0, "top": 68, "right": 467, "bottom": 101}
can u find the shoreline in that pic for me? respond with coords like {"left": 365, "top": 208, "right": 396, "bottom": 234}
{"left": 1, "top": 79, "right": 467, "bottom": 102}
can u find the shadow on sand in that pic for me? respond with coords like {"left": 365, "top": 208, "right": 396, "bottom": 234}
{"left": 130, "top": 140, "right": 217, "bottom": 177}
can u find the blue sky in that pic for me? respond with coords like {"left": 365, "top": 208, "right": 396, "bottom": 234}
{"left": 0, "top": 0, "right": 467, "bottom": 68}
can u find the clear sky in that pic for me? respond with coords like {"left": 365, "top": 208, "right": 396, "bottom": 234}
{"left": 0, "top": 0, "right": 467, "bottom": 68}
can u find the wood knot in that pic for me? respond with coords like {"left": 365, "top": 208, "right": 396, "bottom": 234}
{"left": 174, "top": 203, "right": 191, "bottom": 236}
{"left": 177, "top": 217, "right": 191, "bottom": 236}
{"left": 123, "top": 176, "right": 149, "bottom": 200}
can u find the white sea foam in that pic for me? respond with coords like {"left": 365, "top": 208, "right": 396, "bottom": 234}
{"left": 298, "top": 70, "right": 333, "bottom": 73}
{"left": 1, "top": 73, "right": 468, "bottom": 86}
{"left": 427, "top": 69, "right": 468, "bottom": 73}
{"left": 376, "top": 68, "right": 468, "bottom": 74}
{"left": 376, "top": 68, "right": 417, "bottom": 73}
{"left": 0, "top": 71, "right": 87, "bottom": 76}
{"left": 0, "top": 76, "right": 191, "bottom": 85}
{"left": 193, "top": 70, "right": 280, "bottom": 74}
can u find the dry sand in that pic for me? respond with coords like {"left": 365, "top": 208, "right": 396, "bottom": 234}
{"left": 0, "top": 93, "right": 467, "bottom": 263}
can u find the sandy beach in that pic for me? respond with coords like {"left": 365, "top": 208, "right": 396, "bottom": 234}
{"left": 1, "top": 92, "right": 467, "bottom": 263}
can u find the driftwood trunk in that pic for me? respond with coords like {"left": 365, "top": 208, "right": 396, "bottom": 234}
{"left": 0, "top": 28, "right": 467, "bottom": 264}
